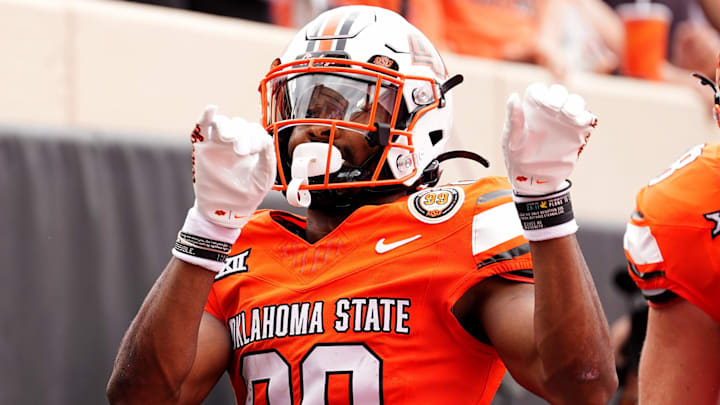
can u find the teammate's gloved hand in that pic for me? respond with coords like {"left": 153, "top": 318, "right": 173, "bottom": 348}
{"left": 501, "top": 83, "right": 597, "bottom": 241}
{"left": 502, "top": 83, "right": 596, "bottom": 196}
{"left": 172, "top": 105, "right": 276, "bottom": 272}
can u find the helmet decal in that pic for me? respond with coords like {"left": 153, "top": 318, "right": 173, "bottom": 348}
{"left": 305, "top": 8, "right": 370, "bottom": 53}
{"left": 408, "top": 33, "right": 447, "bottom": 78}
{"left": 369, "top": 55, "right": 399, "bottom": 71}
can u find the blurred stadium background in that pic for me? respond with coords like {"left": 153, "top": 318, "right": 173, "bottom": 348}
{"left": 0, "top": 0, "right": 716, "bottom": 404}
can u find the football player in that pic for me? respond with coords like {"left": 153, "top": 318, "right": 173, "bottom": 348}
{"left": 623, "top": 63, "right": 720, "bottom": 404}
{"left": 107, "top": 6, "right": 616, "bottom": 404}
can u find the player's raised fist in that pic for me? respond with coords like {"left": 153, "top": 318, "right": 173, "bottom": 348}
{"left": 191, "top": 105, "right": 277, "bottom": 229}
{"left": 502, "top": 83, "right": 596, "bottom": 196}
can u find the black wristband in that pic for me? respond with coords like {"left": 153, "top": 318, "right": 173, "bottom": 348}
{"left": 173, "top": 241, "right": 229, "bottom": 262}
{"left": 178, "top": 232, "right": 233, "bottom": 253}
{"left": 514, "top": 190, "right": 574, "bottom": 231}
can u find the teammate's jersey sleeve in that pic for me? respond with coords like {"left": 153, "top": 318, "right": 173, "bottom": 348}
{"left": 624, "top": 143, "right": 720, "bottom": 324}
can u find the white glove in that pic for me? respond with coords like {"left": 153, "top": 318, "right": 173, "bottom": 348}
{"left": 192, "top": 105, "right": 277, "bottom": 228}
{"left": 502, "top": 83, "right": 596, "bottom": 196}
{"left": 172, "top": 105, "right": 276, "bottom": 271}
{"left": 501, "top": 83, "right": 596, "bottom": 241}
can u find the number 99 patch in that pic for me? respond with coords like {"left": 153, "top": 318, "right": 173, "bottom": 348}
{"left": 408, "top": 186, "right": 465, "bottom": 224}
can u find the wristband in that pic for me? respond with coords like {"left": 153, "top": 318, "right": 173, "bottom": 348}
{"left": 512, "top": 180, "right": 578, "bottom": 241}
{"left": 171, "top": 206, "right": 242, "bottom": 272}
{"left": 173, "top": 241, "right": 228, "bottom": 263}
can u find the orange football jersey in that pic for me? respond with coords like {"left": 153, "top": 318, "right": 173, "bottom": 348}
{"left": 624, "top": 143, "right": 720, "bottom": 324}
{"left": 206, "top": 177, "right": 534, "bottom": 404}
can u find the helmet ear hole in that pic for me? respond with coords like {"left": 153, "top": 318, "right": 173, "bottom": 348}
{"left": 429, "top": 130, "right": 443, "bottom": 146}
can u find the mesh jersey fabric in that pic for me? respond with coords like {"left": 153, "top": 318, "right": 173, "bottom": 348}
{"left": 205, "top": 176, "right": 534, "bottom": 404}
{"left": 624, "top": 143, "right": 720, "bottom": 324}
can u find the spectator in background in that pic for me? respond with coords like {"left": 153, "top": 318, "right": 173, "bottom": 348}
{"left": 604, "top": 0, "right": 703, "bottom": 59}
{"left": 329, "top": 0, "right": 402, "bottom": 12}
{"left": 668, "top": 12, "right": 720, "bottom": 83}
{"left": 274, "top": 0, "right": 407, "bottom": 28}
{"left": 699, "top": 0, "right": 720, "bottom": 32}
{"left": 126, "top": 0, "right": 274, "bottom": 23}
{"left": 129, "top": 0, "right": 625, "bottom": 79}
{"left": 268, "top": 0, "right": 330, "bottom": 29}
{"left": 544, "top": 0, "right": 625, "bottom": 75}
{"left": 402, "top": 0, "right": 623, "bottom": 79}
{"left": 606, "top": 0, "right": 720, "bottom": 109}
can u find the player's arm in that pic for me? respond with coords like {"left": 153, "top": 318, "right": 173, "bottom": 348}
{"left": 489, "top": 84, "right": 616, "bottom": 403}
{"left": 638, "top": 299, "right": 720, "bottom": 404}
{"left": 107, "top": 259, "right": 230, "bottom": 404}
{"left": 469, "top": 237, "right": 616, "bottom": 404}
{"left": 106, "top": 106, "right": 276, "bottom": 404}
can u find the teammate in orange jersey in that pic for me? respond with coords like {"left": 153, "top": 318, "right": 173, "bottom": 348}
{"left": 623, "top": 66, "right": 720, "bottom": 405}
{"left": 107, "top": 6, "right": 616, "bottom": 405}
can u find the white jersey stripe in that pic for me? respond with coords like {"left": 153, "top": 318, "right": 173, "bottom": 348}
{"left": 472, "top": 202, "right": 524, "bottom": 255}
{"left": 624, "top": 223, "right": 664, "bottom": 264}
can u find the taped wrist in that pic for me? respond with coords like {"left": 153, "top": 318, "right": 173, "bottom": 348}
{"left": 513, "top": 181, "right": 578, "bottom": 241}
{"left": 171, "top": 206, "right": 242, "bottom": 272}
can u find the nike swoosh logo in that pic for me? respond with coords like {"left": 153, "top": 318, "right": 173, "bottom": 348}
{"left": 375, "top": 235, "right": 422, "bottom": 254}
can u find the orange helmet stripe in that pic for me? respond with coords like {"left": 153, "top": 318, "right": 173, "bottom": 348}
{"left": 316, "top": 11, "right": 345, "bottom": 51}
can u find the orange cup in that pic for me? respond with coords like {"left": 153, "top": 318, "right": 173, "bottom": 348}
{"left": 617, "top": 2, "right": 672, "bottom": 81}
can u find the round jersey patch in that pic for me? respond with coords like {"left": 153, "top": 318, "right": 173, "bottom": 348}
{"left": 408, "top": 186, "right": 465, "bottom": 224}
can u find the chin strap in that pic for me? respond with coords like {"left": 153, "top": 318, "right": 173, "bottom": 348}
{"left": 693, "top": 71, "right": 720, "bottom": 127}
{"left": 420, "top": 150, "right": 490, "bottom": 188}
{"left": 439, "top": 75, "right": 464, "bottom": 108}
{"left": 436, "top": 150, "right": 489, "bottom": 167}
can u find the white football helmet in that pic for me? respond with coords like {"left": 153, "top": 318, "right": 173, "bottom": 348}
{"left": 259, "top": 5, "right": 468, "bottom": 209}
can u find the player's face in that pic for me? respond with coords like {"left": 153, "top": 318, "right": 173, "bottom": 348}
{"left": 286, "top": 87, "right": 393, "bottom": 167}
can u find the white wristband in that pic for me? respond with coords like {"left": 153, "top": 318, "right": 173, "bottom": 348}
{"left": 521, "top": 219, "right": 578, "bottom": 242}
{"left": 171, "top": 206, "right": 242, "bottom": 272}
{"left": 512, "top": 181, "right": 578, "bottom": 241}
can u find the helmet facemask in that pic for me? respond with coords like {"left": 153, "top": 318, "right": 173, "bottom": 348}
{"left": 261, "top": 58, "right": 435, "bottom": 209}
